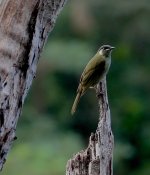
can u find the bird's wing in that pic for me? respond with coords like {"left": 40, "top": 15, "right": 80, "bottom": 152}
{"left": 80, "top": 60, "right": 106, "bottom": 87}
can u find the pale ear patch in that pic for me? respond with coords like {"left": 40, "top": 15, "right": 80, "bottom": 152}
{"left": 99, "top": 49, "right": 103, "bottom": 55}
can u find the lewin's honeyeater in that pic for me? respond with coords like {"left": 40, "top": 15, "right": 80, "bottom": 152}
{"left": 71, "top": 45, "right": 115, "bottom": 115}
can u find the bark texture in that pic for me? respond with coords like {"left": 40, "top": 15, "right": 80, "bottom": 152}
{"left": 0, "top": 0, "right": 67, "bottom": 170}
{"left": 66, "top": 79, "right": 114, "bottom": 175}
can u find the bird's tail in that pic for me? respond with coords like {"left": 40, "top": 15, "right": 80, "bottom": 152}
{"left": 71, "top": 92, "right": 82, "bottom": 115}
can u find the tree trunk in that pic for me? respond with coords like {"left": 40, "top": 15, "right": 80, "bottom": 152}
{"left": 66, "top": 79, "right": 114, "bottom": 175}
{"left": 0, "top": 0, "right": 67, "bottom": 170}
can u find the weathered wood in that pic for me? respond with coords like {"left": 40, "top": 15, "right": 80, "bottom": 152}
{"left": 66, "top": 79, "right": 114, "bottom": 175}
{"left": 0, "top": 0, "right": 67, "bottom": 170}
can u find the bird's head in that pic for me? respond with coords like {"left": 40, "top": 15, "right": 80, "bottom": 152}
{"left": 98, "top": 45, "right": 115, "bottom": 57}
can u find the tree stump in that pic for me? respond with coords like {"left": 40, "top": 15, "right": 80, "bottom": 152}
{"left": 66, "top": 79, "right": 114, "bottom": 175}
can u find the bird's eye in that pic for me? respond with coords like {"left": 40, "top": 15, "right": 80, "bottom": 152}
{"left": 104, "top": 47, "right": 109, "bottom": 51}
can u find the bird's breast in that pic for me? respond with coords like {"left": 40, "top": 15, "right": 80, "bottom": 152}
{"left": 104, "top": 57, "right": 111, "bottom": 73}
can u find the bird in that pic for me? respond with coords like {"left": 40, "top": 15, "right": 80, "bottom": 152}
{"left": 71, "top": 44, "right": 115, "bottom": 115}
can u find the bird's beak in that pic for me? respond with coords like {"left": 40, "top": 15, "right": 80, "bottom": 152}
{"left": 110, "top": 46, "right": 115, "bottom": 50}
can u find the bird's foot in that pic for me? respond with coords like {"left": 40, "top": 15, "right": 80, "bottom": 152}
{"left": 96, "top": 91, "right": 104, "bottom": 98}
{"left": 96, "top": 83, "right": 105, "bottom": 98}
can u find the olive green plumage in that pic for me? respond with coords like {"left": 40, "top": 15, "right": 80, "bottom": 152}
{"left": 71, "top": 45, "right": 115, "bottom": 115}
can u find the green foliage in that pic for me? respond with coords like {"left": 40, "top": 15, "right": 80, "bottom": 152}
{"left": 4, "top": 0, "right": 150, "bottom": 174}
{"left": 4, "top": 113, "right": 84, "bottom": 175}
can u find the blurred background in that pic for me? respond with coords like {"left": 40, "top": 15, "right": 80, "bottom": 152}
{"left": 3, "top": 0, "right": 150, "bottom": 174}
